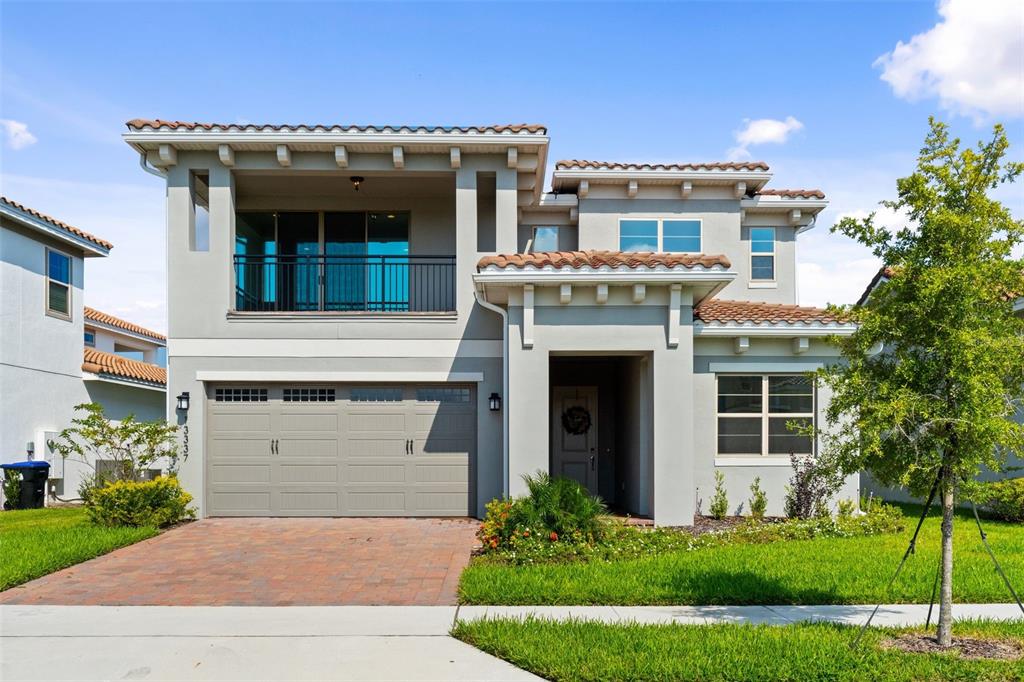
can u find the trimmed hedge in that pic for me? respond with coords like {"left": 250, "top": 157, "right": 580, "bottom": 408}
{"left": 87, "top": 476, "right": 194, "bottom": 528}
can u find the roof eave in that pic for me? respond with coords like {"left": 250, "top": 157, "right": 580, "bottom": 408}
{"left": 82, "top": 372, "right": 167, "bottom": 392}
{"left": 694, "top": 322, "right": 856, "bottom": 337}
{"left": 0, "top": 204, "right": 111, "bottom": 257}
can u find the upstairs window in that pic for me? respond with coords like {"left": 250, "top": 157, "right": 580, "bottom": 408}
{"left": 46, "top": 249, "right": 72, "bottom": 318}
{"left": 750, "top": 227, "right": 776, "bottom": 281}
{"left": 84, "top": 330, "right": 96, "bottom": 347}
{"left": 532, "top": 226, "right": 559, "bottom": 252}
{"left": 619, "top": 219, "right": 702, "bottom": 253}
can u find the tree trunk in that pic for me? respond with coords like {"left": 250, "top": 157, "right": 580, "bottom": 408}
{"left": 936, "top": 468, "right": 955, "bottom": 646}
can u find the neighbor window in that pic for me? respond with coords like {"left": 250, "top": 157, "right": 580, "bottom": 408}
{"left": 532, "top": 226, "right": 559, "bottom": 252}
{"left": 84, "top": 330, "right": 96, "bottom": 347}
{"left": 717, "top": 375, "right": 814, "bottom": 456}
{"left": 750, "top": 227, "right": 776, "bottom": 281}
{"left": 46, "top": 249, "right": 72, "bottom": 318}
{"left": 619, "top": 219, "right": 701, "bottom": 253}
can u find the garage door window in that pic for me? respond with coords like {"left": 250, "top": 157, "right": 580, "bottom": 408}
{"left": 350, "top": 387, "right": 402, "bottom": 402}
{"left": 416, "top": 387, "right": 470, "bottom": 403}
{"left": 284, "top": 388, "right": 336, "bottom": 402}
{"left": 214, "top": 388, "right": 268, "bottom": 402}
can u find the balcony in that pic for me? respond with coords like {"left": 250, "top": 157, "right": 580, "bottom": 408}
{"left": 233, "top": 254, "right": 456, "bottom": 314}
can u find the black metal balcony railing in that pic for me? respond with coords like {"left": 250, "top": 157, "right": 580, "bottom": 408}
{"left": 233, "top": 254, "right": 456, "bottom": 313}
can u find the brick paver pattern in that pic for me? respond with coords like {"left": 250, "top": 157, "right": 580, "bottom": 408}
{"left": 0, "top": 518, "right": 480, "bottom": 606}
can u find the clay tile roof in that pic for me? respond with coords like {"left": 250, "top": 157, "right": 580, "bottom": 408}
{"left": 125, "top": 119, "right": 547, "bottom": 135}
{"left": 695, "top": 299, "right": 848, "bottom": 325}
{"left": 477, "top": 250, "right": 731, "bottom": 270}
{"left": 756, "top": 188, "right": 826, "bottom": 199}
{"left": 84, "top": 307, "right": 166, "bottom": 342}
{"left": 1, "top": 197, "right": 113, "bottom": 250}
{"left": 83, "top": 348, "right": 166, "bottom": 387}
{"left": 555, "top": 159, "right": 770, "bottom": 172}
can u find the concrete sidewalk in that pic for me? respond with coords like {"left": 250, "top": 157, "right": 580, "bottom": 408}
{"left": 2, "top": 604, "right": 1021, "bottom": 681}
{"left": 0, "top": 606, "right": 540, "bottom": 681}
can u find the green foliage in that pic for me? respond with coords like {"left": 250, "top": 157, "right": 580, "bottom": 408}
{"left": 709, "top": 471, "right": 729, "bottom": 519}
{"left": 836, "top": 498, "right": 856, "bottom": 519}
{"left": 748, "top": 477, "right": 767, "bottom": 520}
{"left": 982, "top": 477, "right": 1024, "bottom": 523}
{"left": 86, "top": 476, "right": 194, "bottom": 528}
{"left": 453, "top": 618, "right": 1024, "bottom": 682}
{"left": 821, "top": 119, "right": 1024, "bottom": 496}
{"left": 2, "top": 470, "right": 20, "bottom": 508}
{"left": 477, "top": 472, "right": 608, "bottom": 552}
{"left": 783, "top": 455, "right": 844, "bottom": 519}
{"left": 48, "top": 404, "right": 181, "bottom": 497}
{"left": 0, "top": 507, "right": 157, "bottom": 591}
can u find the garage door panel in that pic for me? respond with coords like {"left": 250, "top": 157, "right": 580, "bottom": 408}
{"left": 207, "top": 383, "right": 474, "bottom": 517}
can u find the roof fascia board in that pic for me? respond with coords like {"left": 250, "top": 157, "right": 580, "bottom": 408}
{"left": 86, "top": 319, "right": 166, "bottom": 346}
{"left": 82, "top": 372, "right": 166, "bottom": 391}
{"left": 473, "top": 269, "right": 736, "bottom": 286}
{"left": 0, "top": 205, "right": 110, "bottom": 257}
{"left": 741, "top": 198, "right": 828, "bottom": 211}
{"left": 553, "top": 169, "right": 772, "bottom": 183}
{"left": 123, "top": 131, "right": 549, "bottom": 149}
{"left": 695, "top": 323, "right": 855, "bottom": 337}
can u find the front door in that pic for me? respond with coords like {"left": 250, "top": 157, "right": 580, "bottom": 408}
{"left": 551, "top": 386, "right": 599, "bottom": 495}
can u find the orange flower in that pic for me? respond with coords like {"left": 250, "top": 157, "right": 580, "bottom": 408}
{"left": 523, "top": 530, "right": 530, "bottom": 538}
{"left": 549, "top": 531, "right": 558, "bottom": 542}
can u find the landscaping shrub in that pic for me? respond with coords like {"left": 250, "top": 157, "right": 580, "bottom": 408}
{"left": 87, "top": 476, "right": 194, "bottom": 528}
{"left": 982, "top": 478, "right": 1024, "bottom": 522}
{"left": 478, "top": 472, "right": 608, "bottom": 552}
{"left": 3, "top": 470, "right": 20, "bottom": 510}
{"left": 784, "top": 453, "right": 844, "bottom": 519}
{"left": 836, "top": 498, "right": 856, "bottom": 519}
{"left": 709, "top": 471, "right": 729, "bottom": 519}
{"left": 748, "top": 477, "right": 767, "bottom": 520}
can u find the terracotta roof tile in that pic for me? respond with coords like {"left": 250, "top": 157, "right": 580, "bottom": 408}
{"left": 83, "top": 348, "right": 166, "bottom": 386}
{"left": 84, "top": 307, "right": 166, "bottom": 342}
{"left": 695, "top": 299, "right": 847, "bottom": 325}
{"left": 756, "top": 188, "right": 826, "bottom": 199}
{"left": 1, "top": 197, "right": 113, "bottom": 250}
{"left": 478, "top": 250, "right": 731, "bottom": 270}
{"left": 555, "top": 159, "right": 770, "bottom": 172}
{"left": 126, "top": 120, "right": 547, "bottom": 135}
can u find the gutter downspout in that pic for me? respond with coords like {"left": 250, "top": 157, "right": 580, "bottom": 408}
{"left": 474, "top": 284, "right": 510, "bottom": 498}
{"left": 137, "top": 149, "right": 167, "bottom": 179}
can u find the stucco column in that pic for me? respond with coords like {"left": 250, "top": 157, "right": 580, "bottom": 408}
{"left": 455, "top": 168, "right": 478, "bottom": 318}
{"left": 652, "top": 303, "right": 696, "bottom": 526}
{"left": 495, "top": 167, "right": 518, "bottom": 254}
{"left": 507, "top": 303, "right": 549, "bottom": 497}
{"left": 208, "top": 165, "right": 235, "bottom": 316}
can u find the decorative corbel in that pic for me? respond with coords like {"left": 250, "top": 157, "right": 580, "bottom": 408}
{"left": 507, "top": 147, "right": 518, "bottom": 168}
{"left": 734, "top": 181, "right": 746, "bottom": 198}
{"left": 578, "top": 180, "right": 589, "bottom": 198}
{"left": 276, "top": 145, "right": 291, "bottom": 167}
{"left": 218, "top": 144, "right": 234, "bottom": 167}
{"left": 559, "top": 284, "right": 572, "bottom": 304}
{"left": 735, "top": 337, "right": 750, "bottom": 354}
{"left": 789, "top": 209, "right": 802, "bottom": 225}
{"left": 157, "top": 144, "right": 177, "bottom": 167}
{"left": 627, "top": 179, "right": 638, "bottom": 198}
{"left": 392, "top": 146, "right": 404, "bottom": 169}
{"left": 632, "top": 283, "right": 646, "bottom": 303}
{"left": 334, "top": 146, "right": 348, "bottom": 168}
{"left": 793, "top": 337, "right": 810, "bottom": 354}
{"left": 449, "top": 147, "right": 461, "bottom": 169}
{"left": 681, "top": 181, "right": 692, "bottom": 198}
{"left": 595, "top": 284, "right": 608, "bottom": 304}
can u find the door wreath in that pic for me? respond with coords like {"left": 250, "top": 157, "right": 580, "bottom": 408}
{"left": 561, "top": 405, "right": 592, "bottom": 435}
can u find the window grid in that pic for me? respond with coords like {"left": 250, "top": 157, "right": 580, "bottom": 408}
{"left": 350, "top": 387, "right": 402, "bottom": 403}
{"left": 84, "top": 331, "right": 96, "bottom": 347}
{"left": 416, "top": 387, "right": 470, "bottom": 403}
{"left": 283, "top": 388, "right": 336, "bottom": 402}
{"left": 46, "top": 248, "right": 72, "bottom": 318}
{"left": 214, "top": 388, "right": 268, "bottom": 402}
{"left": 750, "top": 227, "right": 776, "bottom": 281}
{"left": 619, "top": 218, "right": 702, "bottom": 253}
{"left": 716, "top": 374, "right": 815, "bottom": 457}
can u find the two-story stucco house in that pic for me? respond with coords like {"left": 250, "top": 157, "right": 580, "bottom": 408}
{"left": 124, "top": 120, "right": 858, "bottom": 524}
{"left": 0, "top": 197, "right": 167, "bottom": 502}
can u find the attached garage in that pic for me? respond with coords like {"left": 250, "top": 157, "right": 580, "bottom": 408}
{"left": 205, "top": 384, "right": 475, "bottom": 516}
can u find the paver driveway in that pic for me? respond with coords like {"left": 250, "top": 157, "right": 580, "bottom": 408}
{"left": 0, "top": 517, "right": 479, "bottom": 606}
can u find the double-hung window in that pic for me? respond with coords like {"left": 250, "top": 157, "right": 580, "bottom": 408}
{"left": 750, "top": 227, "right": 775, "bottom": 280}
{"left": 46, "top": 249, "right": 72, "bottom": 318}
{"left": 619, "top": 219, "right": 701, "bottom": 253}
{"left": 717, "top": 374, "right": 815, "bottom": 456}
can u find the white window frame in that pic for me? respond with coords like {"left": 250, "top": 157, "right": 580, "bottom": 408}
{"left": 618, "top": 218, "right": 702, "bottom": 253}
{"left": 84, "top": 329, "right": 96, "bottom": 347}
{"left": 715, "top": 373, "right": 816, "bottom": 458}
{"left": 531, "top": 226, "right": 560, "bottom": 252}
{"left": 45, "top": 247, "right": 73, "bottom": 320}
{"left": 749, "top": 227, "right": 776, "bottom": 282}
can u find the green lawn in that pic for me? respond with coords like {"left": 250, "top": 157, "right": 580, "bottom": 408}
{"left": 0, "top": 507, "right": 158, "bottom": 591}
{"left": 459, "top": 505, "right": 1024, "bottom": 605}
{"left": 453, "top": 618, "right": 1024, "bottom": 682}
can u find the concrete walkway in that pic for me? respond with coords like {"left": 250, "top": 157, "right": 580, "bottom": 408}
{"left": 2, "top": 604, "right": 1021, "bottom": 681}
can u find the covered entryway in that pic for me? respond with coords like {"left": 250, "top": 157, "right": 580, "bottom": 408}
{"left": 205, "top": 384, "right": 475, "bottom": 516}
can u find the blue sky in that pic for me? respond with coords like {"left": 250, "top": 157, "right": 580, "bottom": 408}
{"left": 2, "top": 0, "right": 1021, "bottom": 332}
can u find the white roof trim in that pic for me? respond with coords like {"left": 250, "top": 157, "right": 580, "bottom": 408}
{"left": 124, "top": 130, "right": 548, "bottom": 149}
{"left": 695, "top": 321, "right": 856, "bottom": 337}
{"left": 0, "top": 204, "right": 110, "bottom": 257}
{"left": 553, "top": 168, "right": 772, "bottom": 183}
{"left": 82, "top": 372, "right": 166, "bottom": 392}
{"left": 473, "top": 265, "right": 736, "bottom": 286}
{"left": 741, "top": 197, "right": 828, "bottom": 211}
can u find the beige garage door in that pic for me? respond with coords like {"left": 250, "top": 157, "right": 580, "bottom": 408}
{"left": 205, "top": 384, "right": 474, "bottom": 516}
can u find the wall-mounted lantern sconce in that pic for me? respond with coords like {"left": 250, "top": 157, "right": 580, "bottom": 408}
{"left": 488, "top": 392, "right": 502, "bottom": 412}
{"left": 176, "top": 392, "right": 191, "bottom": 412}
{"left": 350, "top": 176, "right": 364, "bottom": 192}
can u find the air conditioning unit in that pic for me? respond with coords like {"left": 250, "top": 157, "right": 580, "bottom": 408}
{"left": 38, "top": 431, "right": 63, "bottom": 479}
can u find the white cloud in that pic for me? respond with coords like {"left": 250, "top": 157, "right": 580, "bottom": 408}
{"left": 875, "top": 0, "right": 1024, "bottom": 121}
{"left": 0, "top": 119, "right": 38, "bottom": 150}
{"left": 728, "top": 116, "right": 804, "bottom": 160}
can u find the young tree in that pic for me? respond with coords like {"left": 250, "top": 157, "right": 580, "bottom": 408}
{"left": 49, "top": 403, "right": 181, "bottom": 498}
{"left": 820, "top": 119, "right": 1024, "bottom": 646}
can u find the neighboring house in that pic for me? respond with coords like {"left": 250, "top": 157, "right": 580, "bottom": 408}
{"left": 0, "top": 197, "right": 167, "bottom": 502}
{"left": 124, "top": 119, "right": 857, "bottom": 524}
{"left": 857, "top": 266, "right": 1024, "bottom": 503}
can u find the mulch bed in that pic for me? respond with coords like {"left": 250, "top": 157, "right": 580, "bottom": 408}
{"left": 882, "top": 633, "right": 1023, "bottom": 661}
{"left": 686, "top": 515, "right": 787, "bottom": 536}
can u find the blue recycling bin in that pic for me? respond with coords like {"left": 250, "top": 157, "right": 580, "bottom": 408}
{"left": 1, "top": 461, "right": 50, "bottom": 510}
